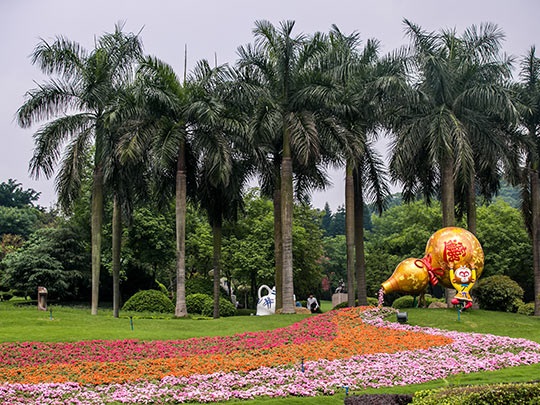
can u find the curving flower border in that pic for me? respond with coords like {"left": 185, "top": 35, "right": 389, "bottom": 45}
{"left": 1, "top": 307, "right": 539, "bottom": 404}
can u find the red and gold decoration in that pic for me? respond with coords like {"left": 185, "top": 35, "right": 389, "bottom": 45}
{"left": 380, "top": 227, "right": 484, "bottom": 310}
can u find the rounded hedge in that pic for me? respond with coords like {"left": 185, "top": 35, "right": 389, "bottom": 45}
{"left": 186, "top": 293, "right": 213, "bottom": 316}
{"left": 186, "top": 293, "right": 237, "bottom": 317}
{"left": 391, "top": 295, "right": 415, "bottom": 309}
{"left": 122, "top": 289, "right": 175, "bottom": 313}
{"left": 516, "top": 301, "right": 535, "bottom": 316}
{"left": 472, "top": 275, "right": 524, "bottom": 312}
{"left": 218, "top": 297, "right": 237, "bottom": 317}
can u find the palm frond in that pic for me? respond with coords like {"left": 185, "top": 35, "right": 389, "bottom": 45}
{"left": 29, "top": 113, "right": 95, "bottom": 179}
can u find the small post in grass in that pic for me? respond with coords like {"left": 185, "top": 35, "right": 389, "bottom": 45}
{"left": 129, "top": 316, "right": 134, "bottom": 331}
{"left": 49, "top": 308, "right": 53, "bottom": 320}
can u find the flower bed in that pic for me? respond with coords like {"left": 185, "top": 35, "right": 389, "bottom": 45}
{"left": 0, "top": 307, "right": 539, "bottom": 404}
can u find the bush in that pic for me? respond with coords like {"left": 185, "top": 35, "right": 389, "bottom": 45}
{"left": 392, "top": 295, "right": 415, "bottom": 309}
{"left": 218, "top": 297, "right": 237, "bottom": 317}
{"left": 517, "top": 301, "right": 535, "bottom": 316}
{"left": 122, "top": 290, "right": 174, "bottom": 313}
{"left": 186, "top": 293, "right": 237, "bottom": 317}
{"left": 345, "top": 393, "right": 413, "bottom": 404}
{"left": 472, "top": 275, "right": 524, "bottom": 312}
{"left": 333, "top": 301, "right": 349, "bottom": 310}
{"left": 186, "top": 293, "right": 213, "bottom": 316}
{"left": 0, "top": 291, "right": 14, "bottom": 301}
{"left": 412, "top": 382, "right": 540, "bottom": 404}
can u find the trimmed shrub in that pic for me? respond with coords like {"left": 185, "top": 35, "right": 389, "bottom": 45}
{"left": 472, "top": 275, "right": 524, "bottom": 312}
{"left": 333, "top": 301, "right": 348, "bottom": 310}
{"left": 392, "top": 295, "right": 415, "bottom": 309}
{"left": 185, "top": 293, "right": 237, "bottom": 317}
{"left": 122, "top": 289, "right": 174, "bottom": 313}
{"left": 186, "top": 293, "right": 213, "bottom": 316}
{"left": 218, "top": 297, "right": 237, "bottom": 317}
{"left": 412, "top": 382, "right": 540, "bottom": 404}
{"left": 517, "top": 301, "right": 535, "bottom": 316}
{"left": 367, "top": 297, "right": 379, "bottom": 306}
{"left": 345, "top": 393, "right": 413, "bottom": 404}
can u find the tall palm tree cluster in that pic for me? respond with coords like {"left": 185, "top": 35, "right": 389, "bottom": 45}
{"left": 16, "top": 20, "right": 540, "bottom": 317}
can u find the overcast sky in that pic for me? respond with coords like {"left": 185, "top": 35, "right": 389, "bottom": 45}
{"left": 1, "top": 0, "right": 539, "bottom": 211}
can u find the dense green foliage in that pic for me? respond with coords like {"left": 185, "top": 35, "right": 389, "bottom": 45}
{"left": 122, "top": 289, "right": 175, "bottom": 313}
{"left": 185, "top": 293, "right": 213, "bottom": 315}
{"left": 472, "top": 275, "right": 525, "bottom": 312}
{"left": 0, "top": 179, "right": 40, "bottom": 208}
{"left": 1, "top": 225, "right": 89, "bottom": 300}
{"left": 475, "top": 201, "right": 533, "bottom": 299}
{"left": 412, "top": 382, "right": 540, "bottom": 404}
{"left": 185, "top": 293, "right": 237, "bottom": 317}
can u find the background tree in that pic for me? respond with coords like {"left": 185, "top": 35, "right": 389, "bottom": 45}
{"left": 320, "top": 234, "right": 347, "bottom": 298}
{"left": 2, "top": 224, "right": 90, "bottom": 300}
{"left": 0, "top": 179, "right": 40, "bottom": 208}
{"left": 316, "top": 26, "right": 395, "bottom": 305}
{"left": 476, "top": 200, "right": 533, "bottom": 300}
{"left": 0, "top": 206, "right": 41, "bottom": 240}
{"left": 223, "top": 190, "right": 275, "bottom": 308}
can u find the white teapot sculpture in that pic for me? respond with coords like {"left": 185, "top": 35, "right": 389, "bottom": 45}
{"left": 256, "top": 285, "right": 276, "bottom": 316}
{"left": 256, "top": 285, "right": 297, "bottom": 315}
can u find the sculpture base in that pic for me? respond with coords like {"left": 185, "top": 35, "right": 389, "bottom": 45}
{"left": 332, "top": 293, "right": 348, "bottom": 308}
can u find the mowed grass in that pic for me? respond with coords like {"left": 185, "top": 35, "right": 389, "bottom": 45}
{"left": 1, "top": 300, "right": 539, "bottom": 404}
{"left": 0, "top": 301, "right": 310, "bottom": 342}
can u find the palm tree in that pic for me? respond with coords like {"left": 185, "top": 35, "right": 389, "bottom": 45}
{"left": 391, "top": 21, "right": 513, "bottom": 225}
{"left": 514, "top": 47, "right": 540, "bottom": 316}
{"left": 236, "top": 20, "right": 327, "bottom": 313}
{"left": 105, "top": 93, "right": 151, "bottom": 318}
{"left": 17, "top": 23, "right": 143, "bottom": 314}
{"left": 185, "top": 60, "right": 251, "bottom": 318}
{"left": 125, "top": 56, "right": 194, "bottom": 317}
{"left": 316, "top": 26, "right": 395, "bottom": 306}
{"left": 390, "top": 20, "right": 519, "bottom": 305}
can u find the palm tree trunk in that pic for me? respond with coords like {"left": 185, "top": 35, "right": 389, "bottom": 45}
{"left": 273, "top": 185, "right": 283, "bottom": 310}
{"left": 345, "top": 161, "right": 355, "bottom": 307}
{"left": 274, "top": 154, "right": 283, "bottom": 310}
{"left": 530, "top": 158, "right": 540, "bottom": 316}
{"left": 441, "top": 156, "right": 455, "bottom": 227}
{"left": 112, "top": 195, "right": 122, "bottom": 318}
{"left": 467, "top": 172, "right": 477, "bottom": 234}
{"left": 281, "top": 127, "right": 295, "bottom": 314}
{"left": 353, "top": 170, "right": 367, "bottom": 306}
{"left": 90, "top": 165, "right": 104, "bottom": 315}
{"left": 175, "top": 141, "right": 188, "bottom": 317}
{"left": 212, "top": 217, "right": 223, "bottom": 319}
{"left": 441, "top": 155, "right": 456, "bottom": 306}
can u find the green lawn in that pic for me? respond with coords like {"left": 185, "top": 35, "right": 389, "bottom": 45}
{"left": 1, "top": 300, "right": 539, "bottom": 404}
